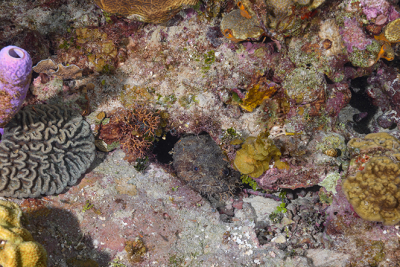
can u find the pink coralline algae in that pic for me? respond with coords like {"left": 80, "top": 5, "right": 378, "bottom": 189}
{"left": 340, "top": 18, "right": 372, "bottom": 53}
{"left": 361, "top": 0, "right": 400, "bottom": 21}
{"left": 367, "top": 63, "right": 400, "bottom": 115}
{"left": 253, "top": 163, "right": 338, "bottom": 191}
{"left": 0, "top": 46, "right": 32, "bottom": 128}
{"left": 361, "top": 0, "right": 391, "bottom": 20}
{"left": 325, "top": 83, "right": 351, "bottom": 117}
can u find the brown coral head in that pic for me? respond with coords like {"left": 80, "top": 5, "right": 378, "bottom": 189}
{"left": 93, "top": 0, "right": 198, "bottom": 23}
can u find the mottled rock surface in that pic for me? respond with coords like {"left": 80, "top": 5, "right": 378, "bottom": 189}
{"left": 173, "top": 134, "right": 241, "bottom": 201}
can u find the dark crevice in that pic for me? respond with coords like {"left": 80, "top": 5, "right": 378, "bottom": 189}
{"left": 349, "top": 76, "right": 378, "bottom": 134}
{"left": 152, "top": 131, "right": 179, "bottom": 164}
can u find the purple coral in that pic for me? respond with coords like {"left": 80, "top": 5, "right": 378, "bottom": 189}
{"left": 340, "top": 18, "right": 372, "bottom": 53}
{"left": 361, "top": 0, "right": 391, "bottom": 20}
{"left": 0, "top": 46, "right": 32, "bottom": 128}
{"left": 367, "top": 63, "right": 400, "bottom": 116}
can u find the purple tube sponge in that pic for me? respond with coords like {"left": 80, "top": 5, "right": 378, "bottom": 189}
{"left": 0, "top": 46, "right": 32, "bottom": 127}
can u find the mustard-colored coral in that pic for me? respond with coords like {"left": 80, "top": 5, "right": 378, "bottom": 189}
{"left": 374, "top": 18, "right": 400, "bottom": 62}
{"left": 239, "top": 83, "right": 277, "bottom": 112}
{"left": 93, "top": 0, "right": 198, "bottom": 23}
{"left": 382, "top": 18, "right": 400, "bottom": 43}
{"left": 343, "top": 156, "right": 400, "bottom": 225}
{"left": 0, "top": 200, "right": 47, "bottom": 267}
{"left": 234, "top": 132, "right": 288, "bottom": 178}
{"left": 348, "top": 132, "right": 400, "bottom": 156}
{"left": 76, "top": 28, "right": 118, "bottom": 72}
{"left": 344, "top": 133, "right": 400, "bottom": 225}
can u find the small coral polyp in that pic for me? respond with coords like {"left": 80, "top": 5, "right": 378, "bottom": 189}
{"left": 344, "top": 133, "right": 400, "bottom": 225}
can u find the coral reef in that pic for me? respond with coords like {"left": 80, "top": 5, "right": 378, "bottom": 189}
{"left": 0, "top": 200, "right": 47, "bottom": 267}
{"left": 173, "top": 134, "right": 241, "bottom": 200}
{"left": 0, "top": 46, "right": 32, "bottom": 128}
{"left": 0, "top": 104, "right": 95, "bottom": 198}
{"left": 343, "top": 133, "right": 400, "bottom": 225}
{"left": 361, "top": 0, "right": 398, "bottom": 21}
{"left": 234, "top": 132, "right": 288, "bottom": 178}
{"left": 2, "top": 0, "right": 400, "bottom": 264}
{"left": 318, "top": 19, "right": 343, "bottom": 57}
{"left": 93, "top": 0, "right": 198, "bottom": 23}
{"left": 253, "top": 132, "right": 346, "bottom": 190}
{"left": 98, "top": 106, "right": 160, "bottom": 163}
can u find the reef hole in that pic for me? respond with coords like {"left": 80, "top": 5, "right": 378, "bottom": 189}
{"left": 349, "top": 76, "right": 378, "bottom": 134}
{"left": 152, "top": 131, "right": 179, "bottom": 164}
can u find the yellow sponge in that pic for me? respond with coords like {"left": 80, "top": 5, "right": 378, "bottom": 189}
{"left": 0, "top": 200, "right": 47, "bottom": 267}
{"left": 234, "top": 132, "right": 288, "bottom": 178}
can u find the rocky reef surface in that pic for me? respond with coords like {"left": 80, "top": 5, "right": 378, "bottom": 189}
{"left": 1, "top": 0, "right": 400, "bottom": 266}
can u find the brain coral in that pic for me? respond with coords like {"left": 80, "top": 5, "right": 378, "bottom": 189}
{"left": 0, "top": 104, "right": 95, "bottom": 198}
{"left": 343, "top": 133, "right": 400, "bottom": 225}
{"left": 93, "top": 0, "right": 198, "bottom": 23}
{"left": 0, "top": 200, "right": 47, "bottom": 267}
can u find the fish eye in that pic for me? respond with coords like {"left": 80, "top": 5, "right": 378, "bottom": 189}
{"left": 223, "top": 169, "right": 230, "bottom": 176}
{"left": 193, "top": 166, "right": 199, "bottom": 171}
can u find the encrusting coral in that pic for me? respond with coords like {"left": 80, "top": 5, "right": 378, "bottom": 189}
{"left": 234, "top": 132, "right": 288, "bottom": 178}
{"left": 93, "top": 0, "right": 198, "bottom": 23}
{"left": 0, "top": 46, "right": 32, "bottom": 128}
{"left": 343, "top": 133, "right": 400, "bottom": 225}
{"left": 0, "top": 200, "right": 47, "bottom": 267}
{"left": 374, "top": 18, "right": 400, "bottom": 61}
{"left": 0, "top": 104, "right": 95, "bottom": 198}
